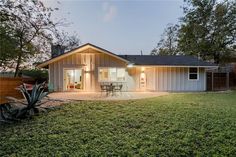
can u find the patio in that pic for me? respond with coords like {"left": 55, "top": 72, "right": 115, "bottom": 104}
{"left": 48, "top": 92, "right": 169, "bottom": 101}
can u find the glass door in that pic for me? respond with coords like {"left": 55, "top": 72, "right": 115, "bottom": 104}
{"left": 140, "top": 71, "right": 146, "bottom": 91}
{"left": 64, "top": 69, "right": 83, "bottom": 91}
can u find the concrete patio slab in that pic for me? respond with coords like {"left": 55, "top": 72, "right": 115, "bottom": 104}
{"left": 48, "top": 92, "right": 169, "bottom": 101}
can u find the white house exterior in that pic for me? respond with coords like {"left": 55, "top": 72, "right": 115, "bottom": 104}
{"left": 37, "top": 43, "right": 217, "bottom": 92}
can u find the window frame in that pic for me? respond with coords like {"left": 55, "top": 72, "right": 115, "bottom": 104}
{"left": 116, "top": 68, "right": 126, "bottom": 82}
{"left": 98, "top": 68, "right": 109, "bottom": 82}
{"left": 188, "top": 67, "right": 199, "bottom": 81}
{"left": 98, "top": 67, "right": 126, "bottom": 82}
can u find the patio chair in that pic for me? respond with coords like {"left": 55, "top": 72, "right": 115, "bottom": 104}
{"left": 100, "top": 84, "right": 108, "bottom": 96}
{"left": 114, "top": 84, "right": 123, "bottom": 95}
{"left": 109, "top": 83, "right": 116, "bottom": 96}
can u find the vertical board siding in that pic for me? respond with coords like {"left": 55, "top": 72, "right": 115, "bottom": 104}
{"left": 146, "top": 68, "right": 155, "bottom": 91}
{"left": 49, "top": 64, "right": 53, "bottom": 85}
{"left": 165, "top": 67, "right": 168, "bottom": 90}
{"left": 126, "top": 68, "right": 136, "bottom": 91}
{"left": 49, "top": 48, "right": 128, "bottom": 92}
{"left": 58, "top": 61, "right": 61, "bottom": 91}
{"left": 94, "top": 53, "right": 100, "bottom": 91}
{"left": 49, "top": 48, "right": 206, "bottom": 92}
{"left": 180, "top": 68, "right": 184, "bottom": 91}
{"left": 52, "top": 63, "right": 57, "bottom": 90}
{"left": 155, "top": 67, "right": 205, "bottom": 91}
{"left": 172, "top": 67, "right": 176, "bottom": 91}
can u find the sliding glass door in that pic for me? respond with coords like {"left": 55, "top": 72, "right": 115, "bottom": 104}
{"left": 64, "top": 69, "right": 83, "bottom": 91}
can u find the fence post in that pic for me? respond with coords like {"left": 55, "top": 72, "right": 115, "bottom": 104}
{"left": 212, "top": 72, "right": 214, "bottom": 91}
{"left": 226, "top": 72, "right": 229, "bottom": 90}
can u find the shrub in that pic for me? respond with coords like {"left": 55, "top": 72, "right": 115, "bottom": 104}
{"left": 20, "top": 69, "right": 48, "bottom": 79}
{"left": 0, "top": 82, "right": 49, "bottom": 123}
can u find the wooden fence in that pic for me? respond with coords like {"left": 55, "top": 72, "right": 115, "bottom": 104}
{"left": 207, "top": 72, "right": 236, "bottom": 91}
{"left": 0, "top": 77, "right": 23, "bottom": 104}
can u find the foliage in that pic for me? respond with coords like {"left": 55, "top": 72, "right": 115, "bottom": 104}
{"left": 0, "top": 0, "right": 61, "bottom": 75}
{"left": 152, "top": 0, "right": 236, "bottom": 64}
{"left": 0, "top": 82, "right": 49, "bottom": 122}
{"left": 151, "top": 24, "right": 180, "bottom": 55}
{"left": 0, "top": 0, "right": 80, "bottom": 75}
{"left": 54, "top": 31, "right": 81, "bottom": 52}
{"left": 0, "top": 24, "right": 18, "bottom": 70}
{"left": 178, "top": 0, "right": 236, "bottom": 63}
{"left": 0, "top": 103, "right": 19, "bottom": 123}
{"left": 20, "top": 69, "right": 48, "bottom": 79}
{"left": 0, "top": 92, "right": 235, "bottom": 156}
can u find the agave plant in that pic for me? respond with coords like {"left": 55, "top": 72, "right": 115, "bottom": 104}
{"left": 6, "top": 82, "right": 49, "bottom": 119}
{"left": 0, "top": 104, "right": 16, "bottom": 123}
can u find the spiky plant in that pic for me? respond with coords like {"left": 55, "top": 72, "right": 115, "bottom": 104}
{"left": 0, "top": 104, "right": 14, "bottom": 123}
{"left": 6, "top": 82, "right": 49, "bottom": 119}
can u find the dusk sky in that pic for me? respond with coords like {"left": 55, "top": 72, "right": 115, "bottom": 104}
{"left": 44, "top": 0, "right": 184, "bottom": 55}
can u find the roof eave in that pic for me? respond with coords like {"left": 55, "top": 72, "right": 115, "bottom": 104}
{"left": 36, "top": 43, "right": 129, "bottom": 68}
{"left": 132, "top": 65, "right": 218, "bottom": 68}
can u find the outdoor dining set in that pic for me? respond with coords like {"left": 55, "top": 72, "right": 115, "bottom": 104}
{"left": 100, "top": 82, "right": 123, "bottom": 96}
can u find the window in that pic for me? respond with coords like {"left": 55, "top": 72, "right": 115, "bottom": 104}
{"left": 117, "top": 68, "right": 126, "bottom": 81}
{"left": 109, "top": 68, "right": 117, "bottom": 81}
{"left": 99, "top": 68, "right": 126, "bottom": 82}
{"left": 188, "top": 67, "right": 198, "bottom": 80}
{"left": 99, "top": 68, "right": 108, "bottom": 81}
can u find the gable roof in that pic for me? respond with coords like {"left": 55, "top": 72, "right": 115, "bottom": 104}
{"left": 37, "top": 43, "right": 217, "bottom": 68}
{"left": 119, "top": 55, "right": 217, "bottom": 67}
{"left": 37, "top": 43, "right": 129, "bottom": 68}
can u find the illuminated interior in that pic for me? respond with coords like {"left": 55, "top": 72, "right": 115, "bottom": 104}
{"left": 65, "top": 69, "right": 83, "bottom": 91}
{"left": 99, "top": 68, "right": 126, "bottom": 82}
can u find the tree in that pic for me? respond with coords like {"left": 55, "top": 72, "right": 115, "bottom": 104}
{"left": 0, "top": 24, "right": 18, "bottom": 71}
{"left": 178, "top": 0, "right": 236, "bottom": 64}
{"left": 54, "top": 31, "right": 81, "bottom": 52}
{"left": 0, "top": 0, "right": 61, "bottom": 76}
{"left": 151, "top": 24, "right": 179, "bottom": 55}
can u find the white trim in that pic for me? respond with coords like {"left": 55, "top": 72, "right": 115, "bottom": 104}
{"left": 188, "top": 67, "right": 199, "bottom": 81}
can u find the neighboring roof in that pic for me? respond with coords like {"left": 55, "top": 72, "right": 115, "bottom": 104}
{"left": 119, "top": 55, "right": 217, "bottom": 67}
{"left": 37, "top": 43, "right": 129, "bottom": 68}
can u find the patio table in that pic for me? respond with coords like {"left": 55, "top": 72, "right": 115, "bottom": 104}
{"left": 100, "top": 82, "right": 123, "bottom": 96}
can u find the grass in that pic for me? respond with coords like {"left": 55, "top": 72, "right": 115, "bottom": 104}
{"left": 0, "top": 92, "right": 236, "bottom": 156}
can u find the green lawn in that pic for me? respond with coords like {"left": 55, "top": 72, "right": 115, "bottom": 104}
{"left": 0, "top": 92, "right": 236, "bottom": 156}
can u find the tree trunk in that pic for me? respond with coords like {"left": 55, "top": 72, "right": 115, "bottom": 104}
{"left": 14, "top": 51, "right": 22, "bottom": 77}
{"left": 214, "top": 53, "right": 220, "bottom": 64}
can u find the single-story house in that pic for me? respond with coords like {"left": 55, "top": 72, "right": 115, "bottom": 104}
{"left": 37, "top": 43, "right": 217, "bottom": 92}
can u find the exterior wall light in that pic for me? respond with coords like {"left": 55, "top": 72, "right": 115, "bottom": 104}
{"left": 127, "top": 63, "right": 134, "bottom": 68}
{"left": 141, "top": 67, "right": 145, "bottom": 73}
{"left": 84, "top": 70, "right": 91, "bottom": 73}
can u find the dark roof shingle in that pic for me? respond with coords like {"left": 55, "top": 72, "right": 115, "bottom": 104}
{"left": 118, "top": 55, "right": 217, "bottom": 66}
